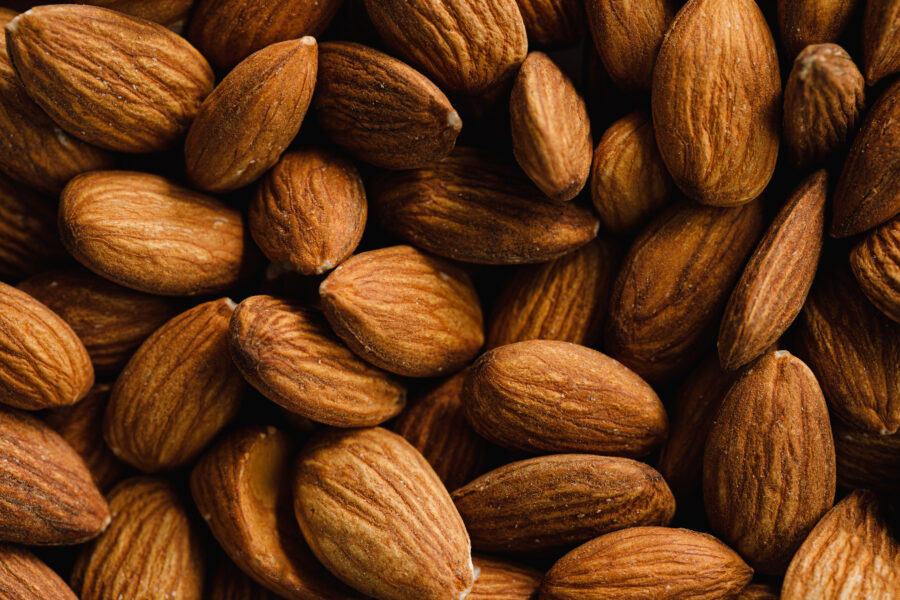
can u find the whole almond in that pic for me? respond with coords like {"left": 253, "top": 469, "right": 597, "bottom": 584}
{"left": 59, "top": 171, "right": 251, "bottom": 296}
{"left": 229, "top": 295, "right": 406, "bottom": 427}
{"left": 0, "top": 544, "right": 78, "bottom": 600}
{"left": 850, "top": 215, "right": 900, "bottom": 323}
{"left": 5, "top": 4, "right": 214, "bottom": 153}
{"left": 185, "top": 38, "right": 317, "bottom": 193}
{"left": 862, "top": 0, "right": 900, "bottom": 85}
{"left": 777, "top": 0, "right": 861, "bottom": 58}
{"left": 81, "top": 0, "right": 195, "bottom": 25}
{"left": 104, "top": 298, "right": 245, "bottom": 472}
{"left": 292, "top": 427, "right": 475, "bottom": 600}
{"left": 463, "top": 340, "right": 668, "bottom": 457}
{"left": 0, "top": 174, "right": 66, "bottom": 281}
{"left": 514, "top": 0, "right": 584, "bottom": 47}
{"left": 703, "top": 350, "right": 836, "bottom": 574}
{"left": 541, "top": 527, "right": 753, "bottom": 600}
{"left": 319, "top": 245, "right": 484, "bottom": 378}
{"left": 652, "top": 0, "right": 780, "bottom": 206}
{"left": 314, "top": 42, "right": 462, "bottom": 170}
{"left": 209, "top": 561, "right": 278, "bottom": 600}
{"left": 832, "top": 418, "right": 900, "bottom": 494}
{"left": 470, "top": 555, "right": 542, "bottom": 600}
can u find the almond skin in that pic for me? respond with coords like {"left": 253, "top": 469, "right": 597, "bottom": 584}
{"left": 777, "top": 0, "right": 861, "bottom": 58}
{"left": 5, "top": 4, "right": 214, "bottom": 153}
{"left": 703, "top": 350, "right": 836, "bottom": 574}
{"left": 781, "top": 490, "right": 900, "bottom": 598}
{"left": 463, "top": 340, "right": 668, "bottom": 457}
{"left": 185, "top": 37, "right": 317, "bottom": 193}
{"left": 209, "top": 561, "right": 279, "bottom": 600}
{"left": 81, "top": 0, "right": 195, "bottom": 25}
{"left": 314, "top": 42, "right": 461, "bottom": 170}
{"left": 292, "top": 427, "right": 475, "bottom": 600}
{"left": 319, "top": 245, "right": 484, "bottom": 378}
{"left": 737, "top": 584, "right": 780, "bottom": 600}
{"left": 453, "top": 454, "right": 675, "bottom": 552}
{"left": 718, "top": 171, "right": 826, "bottom": 370}
{"left": 652, "top": 0, "right": 781, "bottom": 206}
{"left": 0, "top": 544, "right": 78, "bottom": 600}
{"left": 59, "top": 171, "right": 251, "bottom": 296}
{"left": 0, "top": 282, "right": 93, "bottom": 410}
{"left": 541, "top": 527, "right": 753, "bottom": 600}
{"left": 514, "top": 0, "right": 584, "bottom": 47}
{"left": 229, "top": 295, "right": 406, "bottom": 427}
{"left": 850, "top": 215, "right": 900, "bottom": 323}
{"left": 470, "top": 556, "right": 542, "bottom": 600}
{"left": 0, "top": 174, "right": 66, "bottom": 282}
{"left": 832, "top": 418, "right": 900, "bottom": 494}
{"left": 862, "top": 0, "right": 900, "bottom": 85}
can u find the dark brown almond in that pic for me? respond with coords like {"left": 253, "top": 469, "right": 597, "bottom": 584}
{"left": 862, "top": 0, "right": 900, "bottom": 85}
{"left": 0, "top": 544, "right": 78, "bottom": 599}
{"left": 833, "top": 418, "right": 900, "bottom": 494}
{"left": 778, "top": 0, "right": 862, "bottom": 58}
{"left": 0, "top": 173, "right": 66, "bottom": 281}
{"left": 514, "top": 0, "right": 584, "bottom": 47}
{"left": 209, "top": 561, "right": 278, "bottom": 600}
{"left": 469, "top": 555, "right": 541, "bottom": 600}
{"left": 850, "top": 215, "right": 900, "bottom": 323}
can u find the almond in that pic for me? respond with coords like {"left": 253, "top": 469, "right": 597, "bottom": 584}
{"left": 737, "top": 584, "right": 780, "bottom": 600}
{"left": 319, "top": 245, "right": 484, "bottom": 378}
{"left": 652, "top": 0, "right": 781, "bottom": 206}
{"left": 5, "top": 4, "right": 214, "bottom": 153}
{"left": 850, "top": 214, "right": 900, "bottom": 323}
{"left": 862, "top": 0, "right": 900, "bottom": 85}
{"left": 0, "top": 544, "right": 78, "bottom": 599}
{"left": 514, "top": 0, "right": 584, "bottom": 47}
{"left": 209, "top": 560, "right": 279, "bottom": 600}
{"left": 81, "top": 0, "right": 195, "bottom": 25}
{"left": 703, "top": 350, "right": 836, "bottom": 574}
{"left": 777, "top": 0, "right": 861, "bottom": 58}
{"left": 104, "top": 298, "right": 245, "bottom": 472}
{"left": 229, "top": 295, "right": 406, "bottom": 427}
{"left": 292, "top": 427, "right": 475, "bottom": 600}
{"left": 314, "top": 42, "right": 461, "bottom": 170}
{"left": 541, "top": 527, "right": 753, "bottom": 600}
{"left": 0, "top": 174, "right": 66, "bottom": 281}
{"left": 832, "top": 418, "right": 900, "bottom": 494}
{"left": 469, "top": 555, "right": 541, "bottom": 600}
{"left": 463, "top": 340, "right": 668, "bottom": 457}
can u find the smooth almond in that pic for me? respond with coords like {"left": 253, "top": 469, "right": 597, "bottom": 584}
{"left": 470, "top": 555, "right": 542, "bottom": 600}
{"left": 515, "top": 0, "right": 584, "bottom": 47}
{"left": 850, "top": 214, "right": 900, "bottom": 323}
{"left": 777, "top": 0, "right": 861, "bottom": 58}
{"left": 862, "top": 0, "right": 900, "bottom": 85}
{"left": 0, "top": 544, "right": 78, "bottom": 600}
{"left": 0, "top": 174, "right": 66, "bottom": 280}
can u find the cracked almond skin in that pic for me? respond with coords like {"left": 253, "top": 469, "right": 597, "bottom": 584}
{"left": 718, "top": 171, "right": 826, "bottom": 370}
{"left": 850, "top": 215, "right": 900, "bottom": 323}
{"left": 72, "top": 477, "right": 205, "bottom": 600}
{"left": 514, "top": 0, "right": 584, "bottom": 47}
{"left": 314, "top": 42, "right": 461, "bottom": 170}
{"left": 463, "top": 340, "right": 668, "bottom": 457}
{"left": 373, "top": 148, "right": 600, "bottom": 265}
{"left": 0, "top": 174, "right": 66, "bottom": 280}
{"left": 5, "top": 5, "right": 214, "bottom": 153}
{"left": 453, "top": 454, "right": 675, "bottom": 552}
{"left": 0, "top": 282, "right": 93, "bottom": 410}
{"left": 832, "top": 418, "right": 900, "bottom": 494}
{"left": 862, "top": 0, "right": 900, "bottom": 85}
{"left": 0, "top": 544, "right": 78, "bottom": 600}
{"left": 209, "top": 561, "right": 278, "bottom": 600}
{"left": 293, "top": 427, "right": 475, "bottom": 600}
{"left": 229, "top": 295, "right": 406, "bottom": 427}
{"left": 783, "top": 44, "right": 865, "bottom": 167}
{"left": 652, "top": 0, "right": 780, "bottom": 206}
{"left": 104, "top": 298, "right": 245, "bottom": 472}
{"left": 703, "top": 350, "right": 836, "bottom": 575}
{"left": 319, "top": 245, "right": 484, "bottom": 378}
{"left": 191, "top": 427, "right": 361, "bottom": 600}
{"left": 470, "top": 556, "right": 542, "bottom": 600}
{"left": 185, "top": 37, "right": 317, "bottom": 193}
{"left": 541, "top": 527, "right": 753, "bottom": 600}
{"left": 60, "top": 171, "right": 250, "bottom": 296}
{"left": 0, "top": 407, "right": 109, "bottom": 545}
{"left": 777, "top": 0, "right": 861, "bottom": 58}
{"left": 606, "top": 200, "right": 764, "bottom": 383}
{"left": 781, "top": 490, "right": 900, "bottom": 599}
{"left": 510, "top": 51, "right": 591, "bottom": 202}
{"left": 363, "top": 0, "right": 527, "bottom": 95}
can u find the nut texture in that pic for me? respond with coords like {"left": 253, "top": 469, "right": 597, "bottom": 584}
{"left": 0, "top": 174, "right": 66, "bottom": 280}
{"left": 469, "top": 555, "right": 542, "bottom": 600}
{"left": 514, "top": 0, "right": 584, "bottom": 47}
{"left": 832, "top": 418, "right": 900, "bottom": 494}
{"left": 0, "top": 544, "right": 78, "bottom": 600}
{"left": 862, "top": 0, "right": 900, "bottom": 85}
{"left": 850, "top": 215, "right": 900, "bottom": 323}
{"left": 777, "top": 0, "right": 861, "bottom": 58}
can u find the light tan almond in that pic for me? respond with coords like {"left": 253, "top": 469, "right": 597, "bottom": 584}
{"left": 850, "top": 214, "right": 900, "bottom": 323}
{"left": 862, "top": 0, "right": 900, "bottom": 85}
{"left": 778, "top": 0, "right": 862, "bottom": 58}
{"left": 0, "top": 544, "right": 78, "bottom": 600}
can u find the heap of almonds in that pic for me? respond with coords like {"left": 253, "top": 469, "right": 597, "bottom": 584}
{"left": 0, "top": 0, "right": 897, "bottom": 598}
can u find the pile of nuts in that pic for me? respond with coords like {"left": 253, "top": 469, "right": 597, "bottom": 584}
{"left": 0, "top": 0, "right": 897, "bottom": 598}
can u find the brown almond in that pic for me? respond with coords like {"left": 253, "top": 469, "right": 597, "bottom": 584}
{"left": 718, "top": 171, "right": 827, "bottom": 370}
{"left": 703, "top": 350, "right": 836, "bottom": 574}
{"left": 777, "top": 0, "right": 861, "bottom": 58}
{"left": 0, "top": 174, "right": 66, "bottom": 281}
{"left": 463, "top": 340, "right": 668, "bottom": 457}
{"left": 469, "top": 555, "right": 542, "bottom": 600}
{"left": 652, "top": 0, "right": 781, "bottom": 206}
{"left": 850, "top": 214, "right": 900, "bottom": 323}
{"left": 0, "top": 544, "right": 78, "bottom": 600}
{"left": 736, "top": 584, "right": 780, "bottom": 600}
{"left": 6, "top": 5, "right": 214, "bottom": 153}
{"left": 81, "top": 0, "right": 194, "bottom": 25}
{"left": 862, "top": 0, "right": 900, "bottom": 85}
{"left": 514, "top": 0, "right": 584, "bottom": 47}
{"left": 833, "top": 418, "right": 900, "bottom": 494}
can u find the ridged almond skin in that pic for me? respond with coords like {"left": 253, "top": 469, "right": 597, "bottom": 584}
{"left": 72, "top": 477, "right": 205, "bottom": 600}
{"left": 81, "top": 0, "right": 195, "bottom": 25}
{"left": 373, "top": 148, "right": 600, "bottom": 265}
{"left": 319, "top": 245, "right": 484, "bottom": 378}
{"left": 606, "top": 200, "right": 764, "bottom": 383}
{"left": 104, "top": 298, "right": 245, "bottom": 472}
{"left": 736, "top": 584, "right": 780, "bottom": 599}
{"left": 781, "top": 490, "right": 900, "bottom": 599}
{"left": 18, "top": 267, "right": 180, "bottom": 373}
{"left": 862, "top": 0, "right": 900, "bottom": 85}
{"left": 514, "top": 0, "right": 584, "bottom": 47}
{"left": 59, "top": 171, "right": 250, "bottom": 296}
{"left": 363, "top": 0, "right": 527, "bottom": 95}
{"left": 0, "top": 282, "right": 93, "bottom": 410}
{"left": 229, "top": 295, "right": 406, "bottom": 427}
{"left": 185, "top": 38, "right": 317, "bottom": 193}
{"left": 486, "top": 238, "right": 617, "bottom": 350}
{"left": 703, "top": 350, "right": 836, "bottom": 575}
{"left": 585, "top": 0, "right": 674, "bottom": 93}
{"left": 783, "top": 44, "right": 865, "bottom": 167}
{"left": 541, "top": 527, "right": 753, "bottom": 600}
{"left": 652, "top": 0, "right": 781, "bottom": 206}
{"left": 510, "top": 51, "right": 591, "bottom": 202}
{"left": 833, "top": 418, "right": 900, "bottom": 493}
{"left": 0, "top": 544, "right": 78, "bottom": 600}
{"left": 590, "top": 110, "right": 673, "bottom": 234}
{"left": 0, "top": 174, "right": 66, "bottom": 281}
{"left": 5, "top": 5, "right": 214, "bottom": 153}
{"left": 209, "top": 562, "right": 278, "bottom": 600}
{"left": 292, "top": 427, "right": 475, "bottom": 600}
{"left": 832, "top": 79, "right": 900, "bottom": 237}
{"left": 469, "top": 556, "right": 542, "bottom": 600}
{"left": 777, "top": 0, "right": 861, "bottom": 58}
{"left": 796, "top": 266, "right": 900, "bottom": 434}
{"left": 850, "top": 215, "right": 900, "bottom": 323}
{"left": 0, "top": 407, "right": 109, "bottom": 545}
{"left": 717, "top": 171, "right": 827, "bottom": 370}
{"left": 314, "top": 42, "right": 461, "bottom": 170}
{"left": 453, "top": 454, "right": 675, "bottom": 552}
{"left": 191, "top": 427, "right": 361, "bottom": 600}
{"left": 463, "top": 340, "right": 668, "bottom": 457}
